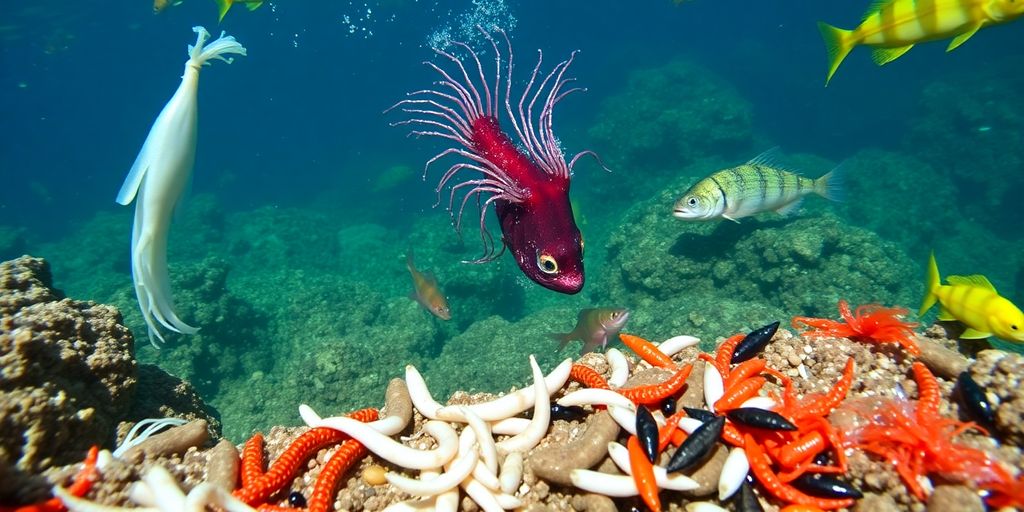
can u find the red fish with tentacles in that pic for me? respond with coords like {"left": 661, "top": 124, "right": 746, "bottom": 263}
{"left": 387, "top": 28, "right": 605, "bottom": 294}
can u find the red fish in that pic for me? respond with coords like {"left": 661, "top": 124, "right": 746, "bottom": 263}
{"left": 388, "top": 28, "right": 603, "bottom": 294}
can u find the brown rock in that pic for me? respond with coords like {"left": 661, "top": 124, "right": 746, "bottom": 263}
{"left": 927, "top": 485, "right": 984, "bottom": 512}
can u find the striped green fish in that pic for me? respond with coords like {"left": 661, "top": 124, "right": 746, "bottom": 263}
{"left": 673, "top": 149, "right": 842, "bottom": 222}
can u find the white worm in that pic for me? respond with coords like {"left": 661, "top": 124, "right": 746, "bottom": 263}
{"left": 605, "top": 348, "right": 630, "bottom": 388}
{"left": 686, "top": 503, "right": 729, "bottom": 512}
{"left": 606, "top": 442, "right": 700, "bottom": 491}
{"left": 405, "top": 365, "right": 446, "bottom": 420}
{"left": 679, "top": 417, "right": 705, "bottom": 434}
{"left": 55, "top": 487, "right": 159, "bottom": 512}
{"left": 570, "top": 469, "right": 643, "bottom": 497}
{"left": 461, "top": 426, "right": 501, "bottom": 491}
{"left": 499, "top": 452, "right": 523, "bottom": 495}
{"left": 739, "top": 396, "right": 777, "bottom": 411}
{"left": 718, "top": 447, "right": 749, "bottom": 501}
{"left": 704, "top": 361, "right": 724, "bottom": 413}
{"left": 609, "top": 405, "right": 638, "bottom": 435}
{"left": 380, "top": 499, "right": 434, "bottom": 512}
{"left": 497, "top": 355, "right": 549, "bottom": 454}
{"left": 798, "top": 363, "right": 810, "bottom": 380}
{"left": 659, "top": 335, "right": 700, "bottom": 356}
{"left": 463, "top": 476, "right": 521, "bottom": 512}
{"left": 491, "top": 417, "right": 531, "bottom": 436}
{"left": 436, "top": 358, "right": 572, "bottom": 422}
{"left": 386, "top": 443, "right": 479, "bottom": 496}
{"left": 305, "top": 408, "right": 458, "bottom": 469}
{"left": 461, "top": 406, "right": 499, "bottom": 476}
{"left": 299, "top": 404, "right": 405, "bottom": 436}
{"left": 558, "top": 388, "right": 636, "bottom": 410}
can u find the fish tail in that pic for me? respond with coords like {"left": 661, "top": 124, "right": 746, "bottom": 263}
{"left": 245, "top": 1, "right": 264, "bottom": 11}
{"left": 405, "top": 250, "right": 415, "bottom": 273}
{"left": 814, "top": 161, "right": 845, "bottom": 202}
{"left": 919, "top": 252, "right": 941, "bottom": 316}
{"left": 214, "top": 0, "right": 234, "bottom": 22}
{"left": 817, "top": 21, "right": 854, "bottom": 86}
{"left": 548, "top": 332, "right": 574, "bottom": 351}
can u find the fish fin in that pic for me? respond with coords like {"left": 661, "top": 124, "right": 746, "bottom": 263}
{"left": 775, "top": 198, "right": 803, "bottom": 217}
{"left": 405, "top": 250, "right": 415, "bottom": 273}
{"left": 960, "top": 328, "right": 992, "bottom": 340}
{"left": 936, "top": 307, "right": 957, "bottom": 322}
{"left": 245, "top": 0, "right": 263, "bottom": 11}
{"left": 814, "top": 161, "right": 845, "bottom": 202}
{"left": 861, "top": 0, "right": 894, "bottom": 20}
{"left": 817, "top": 21, "right": 855, "bottom": 86}
{"left": 871, "top": 45, "right": 914, "bottom": 66}
{"left": 214, "top": 0, "right": 233, "bottom": 22}
{"left": 722, "top": 214, "right": 741, "bottom": 223}
{"left": 947, "top": 24, "right": 981, "bottom": 52}
{"left": 947, "top": 274, "right": 997, "bottom": 292}
{"left": 548, "top": 332, "right": 576, "bottom": 351}
{"left": 920, "top": 252, "right": 941, "bottom": 316}
{"left": 747, "top": 146, "right": 782, "bottom": 167}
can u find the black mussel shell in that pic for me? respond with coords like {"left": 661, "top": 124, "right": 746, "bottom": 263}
{"left": 682, "top": 407, "right": 716, "bottom": 422}
{"left": 550, "top": 403, "right": 587, "bottom": 422}
{"left": 791, "top": 473, "right": 863, "bottom": 499}
{"left": 956, "top": 371, "right": 997, "bottom": 432}
{"left": 666, "top": 416, "right": 725, "bottom": 472}
{"left": 726, "top": 407, "right": 798, "bottom": 431}
{"left": 635, "top": 406, "right": 659, "bottom": 463}
{"left": 732, "top": 321, "right": 781, "bottom": 364}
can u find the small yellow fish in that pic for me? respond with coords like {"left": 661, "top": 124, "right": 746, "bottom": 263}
{"left": 153, "top": 0, "right": 183, "bottom": 14}
{"left": 550, "top": 308, "right": 630, "bottom": 355}
{"left": 920, "top": 252, "right": 1024, "bottom": 342}
{"left": 214, "top": 0, "right": 265, "bottom": 22}
{"left": 818, "top": 0, "right": 1024, "bottom": 85}
{"left": 673, "top": 149, "right": 842, "bottom": 222}
{"left": 406, "top": 251, "right": 450, "bottom": 320}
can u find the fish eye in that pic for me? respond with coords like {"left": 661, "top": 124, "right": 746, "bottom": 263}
{"left": 611, "top": 311, "right": 621, "bottom": 318}
{"left": 537, "top": 252, "right": 559, "bottom": 274}
{"left": 1013, "top": 324, "right": 1019, "bottom": 330}
{"left": 687, "top": 197, "right": 698, "bottom": 207}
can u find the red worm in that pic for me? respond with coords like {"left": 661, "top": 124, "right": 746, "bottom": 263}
{"left": 619, "top": 364, "right": 693, "bottom": 405}
{"left": 620, "top": 333, "right": 676, "bottom": 369}
{"left": 569, "top": 364, "right": 610, "bottom": 389}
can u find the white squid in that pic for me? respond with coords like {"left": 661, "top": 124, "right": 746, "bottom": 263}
{"left": 116, "top": 26, "right": 246, "bottom": 347}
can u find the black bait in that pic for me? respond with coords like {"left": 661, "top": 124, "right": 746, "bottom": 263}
{"left": 550, "top": 403, "right": 587, "bottom": 422}
{"left": 635, "top": 406, "right": 660, "bottom": 463}
{"left": 288, "top": 491, "right": 307, "bottom": 508}
{"left": 732, "top": 321, "right": 781, "bottom": 363}
{"left": 661, "top": 396, "right": 677, "bottom": 416}
{"left": 791, "top": 473, "right": 864, "bottom": 499}
{"left": 956, "top": 371, "right": 996, "bottom": 431}
{"left": 682, "top": 407, "right": 716, "bottom": 423}
{"left": 734, "top": 478, "right": 765, "bottom": 512}
{"left": 726, "top": 407, "right": 798, "bottom": 431}
{"left": 666, "top": 416, "right": 725, "bottom": 472}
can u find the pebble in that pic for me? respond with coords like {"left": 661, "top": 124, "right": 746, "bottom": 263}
{"left": 926, "top": 485, "right": 984, "bottom": 512}
{"left": 362, "top": 464, "right": 387, "bottom": 486}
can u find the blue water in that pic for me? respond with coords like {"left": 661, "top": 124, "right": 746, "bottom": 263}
{"left": 2, "top": 0, "right": 1023, "bottom": 438}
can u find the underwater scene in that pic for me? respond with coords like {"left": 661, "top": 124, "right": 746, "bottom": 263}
{"left": 2, "top": 0, "right": 1024, "bottom": 510}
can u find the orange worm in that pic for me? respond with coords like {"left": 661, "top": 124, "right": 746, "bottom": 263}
{"left": 911, "top": 361, "right": 941, "bottom": 422}
{"left": 234, "top": 408, "right": 379, "bottom": 506}
{"left": 241, "top": 433, "right": 266, "bottom": 487}
{"left": 744, "top": 435, "right": 854, "bottom": 510}
{"left": 723, "top": 358, "right": 767, "bottom": 390}
{"left": 627, "top": 435, "right": 662, "bottom": 512}
{"left": 308, "top": 440, "right": 369, "bottom": 512}
{"left": 619, "top": 364, "right": 693, "bottom": 405}
{"left": 715, "top": 376, "right": 767, "bottom": 412}
{"left": 569, "top": 364, "right": 610, "bottom": 389}
{"left": 620, "top": 333, "right": 676, "bottom": 369}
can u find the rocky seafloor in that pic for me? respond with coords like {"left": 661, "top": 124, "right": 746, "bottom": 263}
{"left": 2, "top": 254, "right": 1023, "bottom": 512}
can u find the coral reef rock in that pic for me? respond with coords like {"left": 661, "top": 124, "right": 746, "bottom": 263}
{"left": 0, "top": 255, "right": 136, "bottom": 476}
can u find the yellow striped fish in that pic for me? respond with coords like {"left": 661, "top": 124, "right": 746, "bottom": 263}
{"left": 818, "top": 0, "right": 1024, "bottom": 85}
{"left": 672, "top": 149, "right": 842, "bottom": 222}
{"left": 920, "top": 253, "right": 1024, "bottom": 342}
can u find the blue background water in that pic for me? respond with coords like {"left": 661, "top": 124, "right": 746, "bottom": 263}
{"left": 2, "top": 0, "right": 1023, "bottom": 438}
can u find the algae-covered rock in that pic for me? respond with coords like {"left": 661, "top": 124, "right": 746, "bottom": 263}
{"left": 588, "top": 59, "right": 754, "bottom": 173}
{"left": 601, "top": 163, "right": 919, "bottom": 330}
{"left": 0, "top": 256, "right": 136, "bottom": 475}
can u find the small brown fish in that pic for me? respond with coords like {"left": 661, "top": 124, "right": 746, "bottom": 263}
{"left": 406, "top": 252, "right": 450, "bottom": 320}
{"left": 550, "top": 307, "right": 630, "bottom": 355}
{"left": 153, "top": 0, "right": 182, "bottom": 14}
